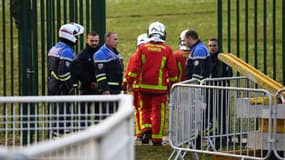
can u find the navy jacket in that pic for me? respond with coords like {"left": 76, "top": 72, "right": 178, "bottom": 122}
{"left": 93, "top": 44, "right": 124, "bottom": 94}
{"left": 186, "top": 40, "right": 212, "bottom": 80}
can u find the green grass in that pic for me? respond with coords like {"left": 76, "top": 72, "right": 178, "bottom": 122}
{"left": 106, "top": 0, "right": 218, "bottom": 63}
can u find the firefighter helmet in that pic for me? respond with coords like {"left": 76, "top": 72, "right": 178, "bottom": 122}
{"left": 58, "top": 22, "right": 84, "bottom": 43}
{"left": 179, "top": 29, "right": 191, "bottom": 50}
{"left": 136, "top": 33, "right": 148, "bottom": 46}
{"left": 147, "top": 21, "right": 166, "bottom": 40}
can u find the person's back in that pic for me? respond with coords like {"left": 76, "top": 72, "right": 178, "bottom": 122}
{"left": 136, "top": 41, "right": 176, "bottom": 93}
{"left": 126, "top": 21, "right": 177, "bottom": 146}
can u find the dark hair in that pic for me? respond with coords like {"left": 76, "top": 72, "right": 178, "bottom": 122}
{"left": 185, "top": 30, "right": 199, "bottom": 40}
{"left": 208, "top": 37, "right": 218, "bottom": 42}
{"left": 87, "top": 31, "right": 99, "bottom": 37}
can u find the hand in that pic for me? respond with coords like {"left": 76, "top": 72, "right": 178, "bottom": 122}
{"left": 102, "top": 90, "right": 110, "bottom": 95}
{"left": 90, "top": 82, "right": 98, "bottom": 91}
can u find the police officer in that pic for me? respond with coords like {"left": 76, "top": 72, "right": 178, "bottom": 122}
{"left": 48, "top": 23, "right": 84, "bottom": 96}
{"left": 47, "top": 22, "right": 84, "bottom": 135}
{"left": 93, "top": 32, "right": 124, "bottom": 95}
{"left": 184, "top": 30, "right": 212, "bottom": 80}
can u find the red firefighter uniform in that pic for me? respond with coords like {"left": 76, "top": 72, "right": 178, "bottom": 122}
{"left": 173, "top": 49, "right": 191, "bottom": 82}
{"left": 126, "top": 41, "right": 178, "bottom": 144}
{"left": 123, "top": 53, "right": 142, "bottom": 138}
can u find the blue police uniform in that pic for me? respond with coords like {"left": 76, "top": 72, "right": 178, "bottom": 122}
{"left": 93, "top": 44, "right": 124, "bottom": 94}
{"left": 185, "top": 40, "right": 212, "bottom": 80}
{"left": 48, "top": 42, "right": 76, "bottom": 95}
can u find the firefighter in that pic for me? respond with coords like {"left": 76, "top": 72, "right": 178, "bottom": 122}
{"left": 173, "top": 29, "right": 191, "bottom": 82}
{"left": 126, "top": 21, "right": 178, "bottom": 146}
{"left": 47, "top": 22, "right": 84, "bottom": 136}
{"left": 123, "top": 33, "right": 148, "bottom": 140}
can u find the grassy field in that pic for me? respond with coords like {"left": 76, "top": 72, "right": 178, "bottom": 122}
{"left": 106, "top": 0, "right": 218, "bottom": 65}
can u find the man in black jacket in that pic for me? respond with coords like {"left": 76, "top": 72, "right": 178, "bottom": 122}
{"left": 71, "top": 32, "right": 100, "bottom": 95}
{"left": 208, "top": 38, "right": 232, "bottom": 78}
{"left": 207, "top": 38, "right": 233, "bottom": 148}
{"left": 71, "top": 32, "right": 100, "bottom": 128}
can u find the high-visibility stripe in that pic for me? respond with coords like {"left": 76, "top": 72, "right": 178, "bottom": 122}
{"left": 141, "top": 54, "right": 145, "bottom": 64}
{"left": 133, "top": 83, "right": 140, "bottom": 88}
{"left": 108, "top": 82, "right": 119, "bottom": 85}
{"left": 58, "top": 72, "right": 71, "bottom": 81}
{"left": 177, "top": 62, "right": 183, "bottom": 81}
{"left": 159, "top": 56, "right": 167, "bottom": 85}
{"left": 144, "top": 43, "right": 166, "bottom": 49}
{"left": 141, "top": 124, "right": 152, "bottom": 129}
{"left": 51, "top": 71, "right": 60, "bottom": 80}
{"left": 139, "top": 99, "right": 143, "bottom": 131}
{"left": 152, "top": 102, "right": 165, "bottom": 139}
{"left": 128, "top": 72, "right": 137, "bottom": 78}
{"left": 140, "top": 84, "right": 167, "bottom": 90}
{"left": 97, "top": 76, "right": 106, "bottom": 82}
{"left": 96, "top": 73, "right": 106, "bottom": 78}
{"left": 168, "top": 76, "right": 177, "bottom": 82}
{"left": 59, "top": 75, "right": 71, "bottom": 81}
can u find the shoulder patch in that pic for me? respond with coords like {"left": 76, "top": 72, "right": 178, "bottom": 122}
{"left": 194, "top": 60, "right": 199, "bottom": 66}
{"left": 65, "top": 61, "right": 71, "bottom": 67}
{"left": 98, "top": 63, "right": 104, "bottom": 70}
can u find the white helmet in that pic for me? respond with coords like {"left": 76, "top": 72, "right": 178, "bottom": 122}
{"left": 179, "top": 29, "right": 191, "bottom": 50}
{"left": 58, "top": 22, "right": 84, "bottom": 43}
{"left": 148, "top": 21, "right": 166, "bottom": 40}
{"left": 136, "top": 33, "right": 148, "bottom": 46}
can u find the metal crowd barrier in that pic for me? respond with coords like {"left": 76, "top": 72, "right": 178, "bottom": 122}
{"left": 168, "top": 76, "right": 285, "bottom": 160}
{"left": 0, "top": 95, "right": 134, "bottom": 160}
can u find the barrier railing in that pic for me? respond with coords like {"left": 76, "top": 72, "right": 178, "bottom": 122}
{"left": 169, "top": 77, "right": 278, "bottom": 160}
{"left": 0, "top": 95, "right": 134, "bottom": 160}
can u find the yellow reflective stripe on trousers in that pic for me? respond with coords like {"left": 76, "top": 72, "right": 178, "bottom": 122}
{"left": 152, "top": 102, "right": 165, "bottom": 139}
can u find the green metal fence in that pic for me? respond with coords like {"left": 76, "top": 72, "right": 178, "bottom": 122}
{"left": 218, "top": 0, "right": 285, "bottom": 84}
{"left": 0, "top": 0, "right": 105, "bottom": 96}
